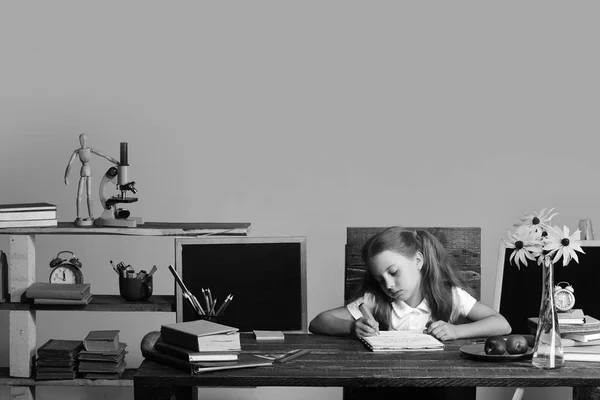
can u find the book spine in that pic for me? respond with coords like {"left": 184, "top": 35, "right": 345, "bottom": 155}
{"left": 160, "top": 327, "right": 200, "bottom": 351}
{"left": 154, "top": 342, "right": 190, "bottom": 361}
{"left": 143, "top": 347, "right": 192, "bottom": 375}
{"left": 0, "top": 210, "right": 57, "bottom": 221}
{"left": 26, "top": 289, "right": 89, "bottom": 300}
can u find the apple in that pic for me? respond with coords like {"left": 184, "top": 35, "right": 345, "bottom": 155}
{"left": 505, "top": 334, "right": 529, "bottom": 355}
{"left": 484, "top": 335, "right": 506, "bottom": 355}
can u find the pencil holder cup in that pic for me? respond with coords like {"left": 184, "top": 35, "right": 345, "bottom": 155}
{"left": 119, "top": 275, "right": 153, "bottom": 301}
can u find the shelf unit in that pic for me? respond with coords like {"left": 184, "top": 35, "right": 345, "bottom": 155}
{"left": 0, "top": 222, "right": 248, "bottom": 400}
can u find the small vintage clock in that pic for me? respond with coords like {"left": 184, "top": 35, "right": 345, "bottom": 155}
{"left": 554, "top": 281, "right": 575, "bottom": 312}
{"left": 49, "top": 250, "right": 84, "bottom": 284}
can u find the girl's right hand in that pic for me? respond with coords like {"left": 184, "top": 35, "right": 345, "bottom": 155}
{"left": 354, "top": 317, "right": 379, "bottom": 338}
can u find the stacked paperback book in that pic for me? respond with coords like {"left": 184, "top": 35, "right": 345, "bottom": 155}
{"left": 25, "top": 282, "right": 92, "bottom": 305}
{"left": 78, "top": 330, "right": 127, "bottom": 379}
{"left": 35, "top": 339, "right": 83, "bottom": 380}
{"left": 528, "top": 309, "right": 600, "bottom": 362}
{"left": 147, "top": 319, "right": 271, "bottom": 374}
{"left": 0, "top": 202, "right": 57, "bottom": 228}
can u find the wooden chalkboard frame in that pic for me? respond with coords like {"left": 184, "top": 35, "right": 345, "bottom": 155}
{"left": 174, "top": 236, "right": 307, "bottom": 332}
{"left": 493, "top": 239, "right": 600, "bottom": 334}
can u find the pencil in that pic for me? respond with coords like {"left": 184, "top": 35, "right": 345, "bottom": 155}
{"left": 275, "top": 349, "right": 311, "bottom": 363}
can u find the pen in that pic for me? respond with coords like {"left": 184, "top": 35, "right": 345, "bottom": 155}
{"left": 275, "top": 349, "right": 311, "bottom": 363}
{"left": 202, "top": 289, "right": 211, "bottom": 314}
{"left": 216, "top": 294, "right": 233, "bottom": 315}
{"left": 358, "top": 303, "right": 379, "bottom": 336}
{"left": 207, "top": 288, "right": 214, "bottom": 314}
{"left": 168, "top": 264, "right": 206, "bottom": 315}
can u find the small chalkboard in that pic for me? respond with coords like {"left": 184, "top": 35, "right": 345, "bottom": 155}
{"left": 174, "top": 236, "right": 307, "bottom": 332}
{"left": 493, "top": 240, "right": 600, "bottom": 334}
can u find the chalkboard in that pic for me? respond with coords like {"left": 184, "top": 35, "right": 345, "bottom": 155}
{"left": 494, "top": 240, "right": 600, "bottom": 334}
{"left": 174, "top": 236, "right": 307, "bottom": 332}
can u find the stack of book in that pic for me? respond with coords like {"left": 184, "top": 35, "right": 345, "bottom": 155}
{"left": 35, "top": 339, "right": 83, "bottom": 380}
{"left": 528, "top": 311, "right": 600, "bottom": 363}
{"left": 78, "top": 330, "right": 127, "bottom": 379}
{"left": 0, "top": 202, "right": 58, "bottom": 228}
{"left": 25, "top": 282, "right": 92, "bottom": 305}
{"left": 145, "top": 319, "right": 270, "bottom": 374}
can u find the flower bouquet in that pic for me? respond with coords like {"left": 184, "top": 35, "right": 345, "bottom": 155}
{"left": 504, "top": 207, "right": 585, "bottom": 369}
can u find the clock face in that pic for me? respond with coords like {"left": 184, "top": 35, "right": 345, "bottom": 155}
{"left": 49, "top": 265, "right": 83, "bottom": 284}
{"left": 555, "top": 290, "right": 575, "bottom": 311}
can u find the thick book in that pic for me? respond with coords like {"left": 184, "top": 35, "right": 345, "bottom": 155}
{"left": 37, "top": 339, "right": 84, "bottom": 358}
{"left": 160, "top": 319, "right": 240, "bottom": 352}
{"left": 564, "top": 345, "right": 600, "bottom": 362}
{"left": 84, "top": 330, "right": 120, "bottom": 352}
{"left": 154, "top": 338, "right": 239, "bottom": 362}
{"left": 25, "top": 283, "right": 91, "bottom": 300}
{"left": 359, "top": 331, "right": 444, "bottom": 352}
{"left": 0, "top": 202, "right": 57, "bottom": 213}
{"left": 558, "top": 309, "right": 585, "bottom": 325}
{"left": 0, "top": 210, "right": 57, "bottom": 222}
{"left": 0, "top": 219, "right": 57, "bottom": 228}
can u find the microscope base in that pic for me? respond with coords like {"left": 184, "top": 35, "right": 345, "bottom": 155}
{"left": 94, "top": 209, "right": 143, "bottom": 228}
{"left": 75, "top": 218, "right": 95, "bottom": 227}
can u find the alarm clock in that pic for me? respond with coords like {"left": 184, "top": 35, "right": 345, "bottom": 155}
{"left": 49, "top": 250, "right": 84, "bottom": 284}
{"left": 554, "top": 281, "right": 575, "bottom": 312}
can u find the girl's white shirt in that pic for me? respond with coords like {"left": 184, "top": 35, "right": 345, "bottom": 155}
{"left": 347, "top": 287, "right": 476, "bottom": 331}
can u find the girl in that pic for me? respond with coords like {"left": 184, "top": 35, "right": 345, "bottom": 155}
{"left": 309, "top": 227, "right": 511, "bottom": 340}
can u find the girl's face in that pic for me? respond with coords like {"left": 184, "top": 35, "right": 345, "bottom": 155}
{"left": 369, "top": 250, "right": 423, "bottom": 307}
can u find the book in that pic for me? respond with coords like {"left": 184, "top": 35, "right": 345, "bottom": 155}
{"left": 84, "top": 330, "right": 120, "bottom": 352}
{"left": 558, "top": 309, "right": 585, "bottom": 325}
{"left": 359, "top": 331, "right": 444, "bottom": 352}
{"left": 154, "top": 338, "right": 239, "bottom": 362}
{"left": 0, "top": 202, "right": 57, "bottom": 213}
{"left": 564, "top": 345, "right": 600, "bottom": 362}
{"left": 25, "top": 283, "right": 91, "bottom": 300}
{"left": 254, "top": 330, "right": 285, "bottom": 341}
{"left": 562, "top": 338, "right": 600, "bottom": 347}
{"left": 160, "top": 319, "right": 240, "bottom": 352}
{"left": 33, "top": 293, "right": 93, "bottom": 305}
{"left": 563, "top": 331, "right": 600, "bottom": 343}
{"left": 0, "top": 219, "right": 57, "bottom": 228}
{"left": 0, "top": 210, "right": 57, "bottom": 222}
{"left": 191, "top": 354, "right": 272, "bottom": 374}
{"left": 528, "top": 315, "right": 600, "bottom": 334}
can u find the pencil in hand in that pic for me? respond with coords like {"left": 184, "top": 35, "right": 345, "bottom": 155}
{"left": 358, "top": 303, "right": 379, "bottom": 335}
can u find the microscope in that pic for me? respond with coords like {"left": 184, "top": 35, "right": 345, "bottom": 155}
{"left": 94, "top": 142, "right": 143, "bottom": 228}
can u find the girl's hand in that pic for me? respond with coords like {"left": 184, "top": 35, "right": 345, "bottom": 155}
{"left": 426, "top": 320, "right": 458, "bottom": 341}
{"left": 354, "top": 317, "right": 379, "bottom": 338}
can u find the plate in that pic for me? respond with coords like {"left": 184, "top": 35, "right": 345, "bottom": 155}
{"left": 459, "top": 344, "right": 533, "bottom": 362}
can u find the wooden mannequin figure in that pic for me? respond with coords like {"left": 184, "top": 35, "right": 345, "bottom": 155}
{"left": 64, "top": 133, "right": 119, "bottom": 226}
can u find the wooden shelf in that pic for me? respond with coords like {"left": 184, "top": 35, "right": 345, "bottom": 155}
{"left": 0, "top": 295, "right": 175, "bottom": 312}
{"left": 0, "top": 222, "right": 249, "bottom": 236}
{"left": 0, "top": 368, "right": 135, "bottom": 387}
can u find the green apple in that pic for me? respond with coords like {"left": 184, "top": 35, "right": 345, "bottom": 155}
{"left": 484, "top": 335, "right": 506, "bottom": 355}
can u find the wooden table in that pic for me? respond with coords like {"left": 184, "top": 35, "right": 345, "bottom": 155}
{"left": 134, "top": 333, "right": 600, "bottom": 400}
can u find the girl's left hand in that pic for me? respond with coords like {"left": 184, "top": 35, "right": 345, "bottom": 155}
{"left": 426, "top": 320, "right": 458, "bottom": 341}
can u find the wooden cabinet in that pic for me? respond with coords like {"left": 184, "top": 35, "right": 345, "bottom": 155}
{"left": 0, "top": 222, "right": 243, "bottom": 400}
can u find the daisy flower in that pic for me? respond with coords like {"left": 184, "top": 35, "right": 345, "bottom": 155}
{"left": 514, "top": 207, "right": 558, "bottom": 235}
{"left": 504, "top": 224, "right": 543, "bottom": 269}
{"left": 543, "top": 225, "right": 585, "bottom": 267}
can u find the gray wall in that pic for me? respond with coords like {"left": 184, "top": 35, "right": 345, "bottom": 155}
{"left": 2, "top": 2, "right": 598, "bottom": 399}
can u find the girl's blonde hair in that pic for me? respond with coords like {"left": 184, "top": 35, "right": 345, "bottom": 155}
{"left": 355, "top": 226, "right": 471, "bottom": 330}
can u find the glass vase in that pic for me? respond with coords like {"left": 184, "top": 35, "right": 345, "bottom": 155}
{"left": 531, "top": 256, "right": 564, "bottom": 369}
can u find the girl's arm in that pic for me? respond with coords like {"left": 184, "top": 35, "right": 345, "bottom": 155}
{"left": 427, "top": 301, "right": 511, "bottom": 341}
{"left": 309, "top": 305, "right": 379, "bottom": 337}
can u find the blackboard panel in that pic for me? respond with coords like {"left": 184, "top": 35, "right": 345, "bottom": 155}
{"left": 175, "top": 237, "right": 307, "bottom": 332}
{"left": 496, "top": 241, "right": 600, "bottom": 334}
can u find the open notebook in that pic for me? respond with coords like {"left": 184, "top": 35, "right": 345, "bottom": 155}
{"left": 360, "top": 331, "right": 444, "bottom": 352}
